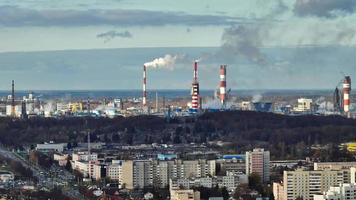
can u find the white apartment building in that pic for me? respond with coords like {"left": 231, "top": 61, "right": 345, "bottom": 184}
{"left": 72, "top": 152, "right": 98, "bottom": 162}
{"left": 283, "top": 169, "right": 344, "bottom": 200}
{"left": 246, "top": 148, "right": 270, "bottom": 183}
{"left": 220, "top": 172, "right": 248, "bottom": 191}
{"left": 313, "top": 183, "right": 356, "bottom": 200}
{"left": 314, "top": 162, "right": 356, "bottom": 183}
{"left": 119, "top": 159, "right": 216, "bottom": 190}
{"left": 351, "top": 167, "right": 356, "bottom": 184}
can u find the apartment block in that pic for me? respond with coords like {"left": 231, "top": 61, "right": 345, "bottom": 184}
{"left": 313, "top": 183, "right": 356, "bottom": 200}
{"left": 246, "top": 148, "right": 270, "bottom": 183}
{"left": 283, "top": 169, "right": 344, "bottom": 200}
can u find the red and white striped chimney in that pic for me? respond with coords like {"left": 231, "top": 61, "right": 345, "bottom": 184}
{"left": 191, "top": 61, "right": 199, "bottom": 112}
{"left": 143, "top": 65, "right": 147, "bottom": 107}
{"left": 343, "top": 76, "right": 351, "bottom": 116}
{"left": 219, "top": 65, "right": 227, "bottom": 105}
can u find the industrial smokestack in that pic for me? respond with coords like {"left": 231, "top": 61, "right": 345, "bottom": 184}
{"left": 219, "top": 65, "right": 227, "bottom": 106}
{"left": 155, "top": 92, "right": 159, "bottom": 113}
{"left": 143, "top": 65, "right": 147, "bottom": 108}
{"left": 191, "top": 61, "right": 200, "bottom": 112}
{"left": 333, "top": 87, "right": 341, "bottom": 113}
{"left": 343, "top": 76, "right": 351, "bottom": 117}
{"left": 11, "top": 80, "right": 15, "bottom": 117}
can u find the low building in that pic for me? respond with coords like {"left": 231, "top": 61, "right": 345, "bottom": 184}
{"left": 53, "top": 153, "right": 68, "bottom": 166}
{"left": 220, "top": 172, "right": 248, "bottom": 191}
{"left": 170, "top": 189, "right": 200, "bottom": 200}
{"left": 0, "top": 171, "right": 14, "bottom": 183}
{"left": 36, "top": 143, "right": 67, "bottom": 153}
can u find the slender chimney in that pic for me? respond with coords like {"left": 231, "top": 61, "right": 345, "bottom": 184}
{"left": 87, "top": 98, "right": 91, "bottom": 114}
{"left": 219, "top": 65, "right": 227, "bottom": 106}
{"left": 191, "top": 61, "right": 199, "bottom": 112}
{"left": 143, "top": 65, "right": 147, "bottom": 108}
{"left": 156, "top": 92, "right": 158, "bottom": 113}
{"left": 11, "top": 80, "right": 15, "bottom": 117}
{"left": 343, "top": 76, "right": 351, "bottom": 117}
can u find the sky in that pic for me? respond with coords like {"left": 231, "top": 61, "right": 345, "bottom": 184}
{"left": 0, "top": 0, "right": 356, "bottom": 90}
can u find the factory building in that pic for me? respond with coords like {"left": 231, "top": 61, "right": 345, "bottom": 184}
{"left": 293, "top": 98, "right": 318, "bottom": 113}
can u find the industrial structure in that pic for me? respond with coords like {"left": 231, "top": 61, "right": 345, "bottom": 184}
{"left": 191, "top": 61, "right": 200, "bottom": 113}
{"left": 143, "top": 65, "right": 147, "bottom": 109}
{"left": 11, "top": 80, "right": 15, "bottom": 117}
{"left": 219, "top": 65, "right": 227, "bottom": 107}
{"left": 333, "top": 87, "right": 342, "bottom": 113}
{"left": 343, "top": 76, "right": 351, "bottom": 117}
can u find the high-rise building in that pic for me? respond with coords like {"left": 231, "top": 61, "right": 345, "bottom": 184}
{"left": 246, "top": 148, "right": 270, "bottom": 183}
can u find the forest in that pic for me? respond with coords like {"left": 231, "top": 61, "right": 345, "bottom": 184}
{"left": 0, "top": 111, "right": 355, "bottom": 160}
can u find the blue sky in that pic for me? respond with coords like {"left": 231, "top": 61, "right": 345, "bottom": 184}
{"left": 0, "top": 0, "right": 356, "bottom": 90}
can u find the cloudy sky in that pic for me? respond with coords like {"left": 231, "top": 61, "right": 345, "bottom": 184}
{"left": 0, "top": 0, "right": 356, "bottom": 90}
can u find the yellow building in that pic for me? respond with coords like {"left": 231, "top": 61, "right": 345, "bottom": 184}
{"left": 170, "top": 189, "right": 200, "bottom": 200}
{"left": 346, "top": 142, "right": 356, "bottom": 152}
{"left": 69, "top": 102, "right": 83, "bottom": 112}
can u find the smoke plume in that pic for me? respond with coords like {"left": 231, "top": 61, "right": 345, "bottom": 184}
{"left": 220, "top": 25, "right": 268, "bottom": 65}
{"left": 252, "top": 94, "right": 263, "bottom": 102}
{"left": 144, "top": 54, "right": 183, "bottom": 69}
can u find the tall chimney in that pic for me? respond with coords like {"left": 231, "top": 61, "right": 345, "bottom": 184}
{"left": 219, "top": 65, "right": 227, "bottom": 106}
{"left": 156, "top": 92, "right": 159, "bottom": 113}
{"left": 143, "top": 65, "right": 147, "bottom": 108}
{"left": 191, "top": 61, "right": 199, "bottom": 112}
{"left": 343, "top": 76, "right": 351, "bottom": 117}
{"left": 11, "top": 80, "right": 15, "bottom": 117}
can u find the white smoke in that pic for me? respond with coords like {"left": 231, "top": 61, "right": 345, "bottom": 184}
{"left": 202, "top": 97, "right": 233, "bottom": 109}
{"left": 44, "top": 101, "right": 56, "bottom": 113}
{"left": 144, "top": 54, "right": 181, "bottom": 69}
{"left": 252, "top": 94, "right": 263, "bottom": 102}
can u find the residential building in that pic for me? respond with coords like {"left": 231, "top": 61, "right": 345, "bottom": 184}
{"left": 313, "top": 183, "right": 356, "bottom": 200}
{"left": 283, "top": 169, "right": 344, "bottom": 200}
{"left": 273, "top": 182, "right": 284, "bottom": 200}
{"left": 170, "top": 189, "right": 200, "bottom": 200}
{"left": 314, "top": 162, "right": 356, "bottom": 183}
{"left": 351, "top": 167, "right": 356, "bottom": 184}
{"left": 246, "top": 148, "right": 270, "bottom": 183}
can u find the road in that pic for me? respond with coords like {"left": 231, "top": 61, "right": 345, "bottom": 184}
{"left": 0, "top": 145, "right": 85, "bottom": 200}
